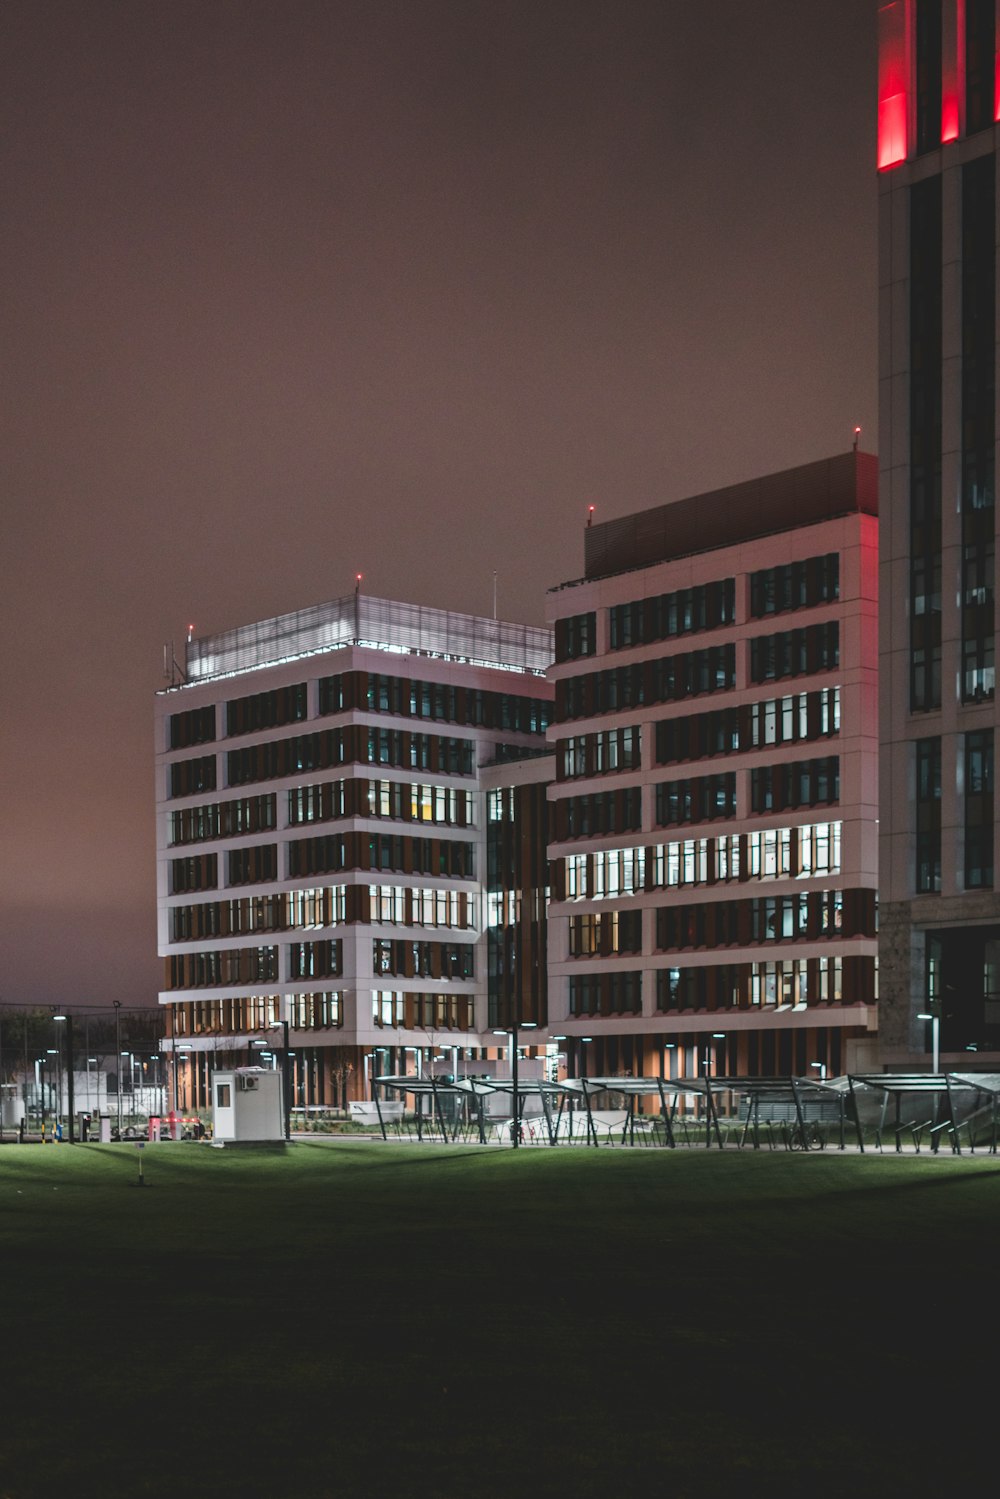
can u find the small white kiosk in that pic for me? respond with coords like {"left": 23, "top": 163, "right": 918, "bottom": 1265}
{"left": 211, "top": 1068, "right": 284, "bottom": 1145}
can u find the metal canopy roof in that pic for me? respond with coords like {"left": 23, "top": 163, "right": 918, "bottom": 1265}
{"left": 367, "top": 1071, "right": 1000, "bottom": 1155}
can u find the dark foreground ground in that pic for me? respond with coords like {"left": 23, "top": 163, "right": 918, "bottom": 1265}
{"left": 1, "top": 1141, "right": 997, "bottom": 1498}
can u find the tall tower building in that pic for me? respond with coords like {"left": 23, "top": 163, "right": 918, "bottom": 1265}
{"left": 879, "top": 1, "right": 1000, "bottom": 1065}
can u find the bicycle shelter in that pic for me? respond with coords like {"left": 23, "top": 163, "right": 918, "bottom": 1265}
{"left": 369, "top": 1071, "right": 1000, "bottom": 1153}
{"left": 372, "top": 1073, "right": 852, "bottom": 1150}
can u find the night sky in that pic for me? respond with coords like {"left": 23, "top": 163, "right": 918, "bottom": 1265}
{"left": 1, "top": 1, "right": 877, "bottom": 1011}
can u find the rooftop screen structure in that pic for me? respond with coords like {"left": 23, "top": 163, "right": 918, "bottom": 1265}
{"left": 182, "top": 593, "right": 553, "bottom": 685}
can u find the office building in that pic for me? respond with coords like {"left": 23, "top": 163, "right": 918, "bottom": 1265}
{"left": 155, "top": 592, "right": 553, "bottom": 1112}
{"left": 878, "top": 0, "right": 1000, "bottom": 1064}
{"left": 546, "top": 453, "right": 880, "bottom": 1082}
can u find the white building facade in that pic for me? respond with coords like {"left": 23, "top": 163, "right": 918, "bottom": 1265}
{"left": 155, "top": 594, "right": 552, "bottom": 1113}
{"left": 546, "top": 454, "right": 880, "bottom": 1082}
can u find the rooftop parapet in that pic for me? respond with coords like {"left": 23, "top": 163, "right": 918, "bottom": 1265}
{"left": 579, "top": 451, "right": 878, "bottom": 583}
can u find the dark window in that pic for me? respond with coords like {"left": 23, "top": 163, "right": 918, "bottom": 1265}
{"left": 608, "top": 580, "right": 735, "bottom": 650}
{"left": 169, "top": 705, "right": 216, "bottom": 750}
{"left": 749, "top": 623, "right": 839, "bottom": 683}
{"left": 910, "top": 175, "right": 943, "bottom": 711}
{"left": 170, "top": 853, "right": 218, "bottom": 894}
{"left": 656, "top": 773, "right": 736, "bottom": 826}
{"left": 226, "top": 683, "right": 307, "bottom": 737}
{"left": 961, "top": 155, "right": 996, "bottom": 704}
{"left": 916, "top": 737, "right": 942, "bottom": 893}
{"left": 966, "top": 0, "right": 996, "bottom": 134}
{"left": 965, "top": 731, "right": 994, "bottom": 888}
{"left": 170, "top": 755, "right": 217, "bottom": 799}
{"left": 749, "top": 554, "right": 839, "bottom": 617}
{"left": 750, "top": 757, "right": 840, "bottom": 814}
{"left": 555, "top": 612, "right": 597, "bottom": 662}
{"left": 915, "top": 0, "right": 943, "bottom": 156}
{"left": 568, "top": 971, "right": 642, "bottom": 1016}
{"left": 227, "top": 844, "right": 277, "bottom": 886}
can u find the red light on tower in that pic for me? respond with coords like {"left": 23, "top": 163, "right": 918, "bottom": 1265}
{"left": 877, "top": 2, "right": 908, "bottom": 170}
{"left": 587, "top": 505, "right": 595, "bottom": 528}
{"left": 941, "top": 0, "right": 960, "bottom": 143}
{"left": 941, "top": 96, "right": 960, "bottom": 142}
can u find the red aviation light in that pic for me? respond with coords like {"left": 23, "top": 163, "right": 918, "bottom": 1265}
{"left": 878, "top": 2, "right": 908, "bottom": 170}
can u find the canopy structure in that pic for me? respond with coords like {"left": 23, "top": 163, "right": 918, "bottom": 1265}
{"left": 371, "top": 1072, "right": 1000, "bottom": 1153}
{"left": 372, "top": 1073, "right": 851, "bottom": 1150}
{"left": 846, "top": 1073, "right": 1000, "bottom": 1154}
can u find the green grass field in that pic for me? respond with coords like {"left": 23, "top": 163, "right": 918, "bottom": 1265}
{"left": 2, "top": 1141, "right": 998, "bottom": 1498}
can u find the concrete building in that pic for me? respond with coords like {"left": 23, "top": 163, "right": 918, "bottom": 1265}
{"left": 546, "top": 453, "right": 880, "bottom": 1083}
{"left": 878, "top": 0, "right": 1000, "bottom": 1066}
{"left": 155, "top": 592, "right": 553, "bottom": 1114}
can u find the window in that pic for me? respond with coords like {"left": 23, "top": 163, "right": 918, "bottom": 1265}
{"left": 227, "top": 844, "right": 278, "bottom": 886}
{"left": 749, "top": 554, "right": 839, "bottom": 617}
{"left": 655, "top": 773, "right": 736, "bottom": 826}
{"left": 555, "top": 612, "right": 596, "bottom": 661}
{"left": 555, "top": 787, "right": 642, "bottom": 841}
{"left": 966, "top": 0, "right": 995, "bottom": 134}
{"left": 608, "top": 579, "right": 735, "bottom": 649}
{"left": 965, "top": 731, "right": 994, "bottom": 888}
{"left": 915, "top": 737, "right": 942, "bottom": 893}
{"left": 170, "top": 755, "right": 217, "bottom": 799}
{"left": 750, "top": 757, "right": 840, "bottom": 814}
{"left": 961, "top": 154, "right": 996, "bottom": 704}
{"left": 226, "top": 683, "right": 307, "bottom": 737}
{"left": 915, "top": 0, "right": 943, "bottom": 156}
{"left": 560, "top": 644, "right": 735, "bottom": 720}
{"left": 750, "top": 623, "right": 839, "bottom": 684}
{"left": 909, "top": 175, "right": 943, "bottom": 711}
{"left": 169, "top": 705, "right": 216, "bottom": 750}
{"left": 569, "top": 971, "right": 641, "bottom": 1016}
{"left": 171, "top": 794, "right": 276, "bottom": 845}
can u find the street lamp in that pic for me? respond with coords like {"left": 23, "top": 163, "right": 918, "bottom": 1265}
{"left": 269, "top": 1018, "right": 291, "bottom": 1141}
{"left": 121, "top": 1052, "right": 134, "bottom": 1129}
{"left": 704, "top": 1033, "right": 726, "bottom": 1076}
{"left": 810, "top": 1061, "right": 827, "bottom": 1082}
{"left": 917, "top": 1012, "right": 941, "bottom": 1074}
{"left": 113, "top": 1001, "right": 122, "bottom": 1134}
{"left": 492, "top": 1020, "right": 537, "bottom": 1148}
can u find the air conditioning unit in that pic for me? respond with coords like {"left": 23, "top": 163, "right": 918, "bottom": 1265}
{"left": 238, "top": 1075, "right": 260, "bottom": 1092}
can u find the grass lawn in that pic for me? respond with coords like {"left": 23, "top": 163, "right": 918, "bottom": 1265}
{"left": 1, "top": 1141, "right": 998, "bottom": 1498}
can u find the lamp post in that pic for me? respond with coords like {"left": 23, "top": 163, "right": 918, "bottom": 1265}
{"left": 45, "top": 1050, "right": 59, "bottom": 1137}
{"left": 53, "top": 1011, "right": 68, "bottom": 1137}
{"left": 810, "top": 1061, "right": 828, "bottom": 1082}
{"left": 54, "top": 1013, "right": 75, "bottom": 1143}
{"left": 492, "top": 1020, "right": 537, "bottom": 1148}
{"left": 35, "top": 1057, "right": 45, "bottom": 1135}
{"left": 113, "top": 1001, "right": 122, "bottom": 1135}
{"left": 121, "top": 1052, "right": 134, "bottom": 1129}
{"left": 270, "top": 1018, "right": 291, "bottom": 1141}
{"left": 917, "top": 1012, "right": 941, "bottom": 1074}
